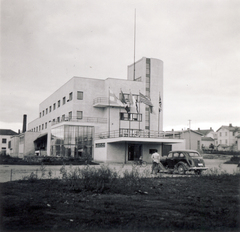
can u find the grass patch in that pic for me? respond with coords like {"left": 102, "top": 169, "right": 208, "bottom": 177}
{"left": 1, "top": 165, "right": 240, "bottom": 232}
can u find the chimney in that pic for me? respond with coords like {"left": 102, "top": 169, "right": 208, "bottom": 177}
{"left": 229, "top": 123, "right": 232, "bottom": 127}
{"left": 172, "top": 129, "right": 174, "bottom": 131}
{"left": 210, "top": 127, "right": 212, "bottom": 130}
{"left": 198, "top": 128, "right": 200, "bottom": 131}
{"left": 18, "top": 129, "right": 20, "bottom": 134}
{"left": 22, "top": 114, "right": 27, "bottom": 133}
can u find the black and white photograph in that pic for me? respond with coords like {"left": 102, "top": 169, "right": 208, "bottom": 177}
{"left": 1, "top": 0, "right": 240, "bottom": 231}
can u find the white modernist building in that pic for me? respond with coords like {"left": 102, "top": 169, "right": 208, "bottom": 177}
{"left": 27, "top": 57, "right": 184, "bottom": 163}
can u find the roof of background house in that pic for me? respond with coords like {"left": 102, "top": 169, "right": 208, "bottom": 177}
{"left": 195, "top": 129, "right": 214, "bottom": 136}
{"left": 0, "top": 129, "right": 18, "bottom": 136}
{"left": 201, "top": 137, "right": 214, "bottom": 141}
{"left": 216, "top": 125, "right": 240, "bottom": 133}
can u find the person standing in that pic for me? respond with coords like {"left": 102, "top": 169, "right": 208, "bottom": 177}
{"left": 151, "top": 150, "right": 166, "bottom": 174}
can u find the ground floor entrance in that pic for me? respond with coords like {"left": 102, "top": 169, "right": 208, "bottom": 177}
{"left": 128, "top": 144, "right": 142, "bottom": 161}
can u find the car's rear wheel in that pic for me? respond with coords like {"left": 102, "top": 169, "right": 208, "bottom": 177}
{"left": 177, "top": 164, "right": 186, "bottom": 175}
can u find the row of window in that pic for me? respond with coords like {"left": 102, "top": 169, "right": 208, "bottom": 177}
{"left": 32, "top": 111, "right": 83, "bottom": 132}
{"left": 219, "top": 132, "right": 228, "bottom": 136}
{"left": 39, "top": 91, "right": 83, "bottom": 118}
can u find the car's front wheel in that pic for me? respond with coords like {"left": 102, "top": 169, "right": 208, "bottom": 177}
{"left": 177, "top": 164, "right": 186, "bottom": 175}
{"left": 194, "top": 170, "right": 202, "bottom": 175}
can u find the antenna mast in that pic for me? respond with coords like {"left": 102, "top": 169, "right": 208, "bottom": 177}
{"left": 134, "top": 9, "right": 136, "bottom": 80}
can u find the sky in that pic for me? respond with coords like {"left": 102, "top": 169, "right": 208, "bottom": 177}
{"left": 1, "top": 0, "right": 240, "bottom": 133}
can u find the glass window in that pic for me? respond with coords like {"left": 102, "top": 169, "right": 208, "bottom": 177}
{"left": 69, "top": 111, "right": 72, "bottom": 120}
{"left": 2, "top": 138, "right": 7, "bottom": 143}
{"left": 77, "top": 111, "right": 83, "bottom": 119}
{"left": 53, "top": 103, "right": 56, "bottom": 110}
{"left": 63, "top": 97, "right": 66, "bottom": 105}
{"left": 62, "top": 114, "right": 65, "bottom": 121}
{"left": 69, "top": 92, "right": 73, "bottom": 101}
{"left": 57, "top": 117, "right": 60, "bottom": 122}
{"left": 220, "top": 132, "right": 222, "bottom": 136}
{"left": 58, "top": 100, "right": 60, "bottom": 108}
{"left": 42, "top": 110, "right": 44, "bottom": 116}
{"left": 77, "top": 91, "right": 83, "bottom": 100}
{"left": 225, "top": 139, "right": 227, "bottom": 144}
{"left": 225, "top": 132, "right": 227, "bottom": 136}
{"left": 46, "top": 108, "right": 48, "bottom": 114}
{"left": 39, "top": 125, "right": 41, "bottom": 131}
{"left": 42, "top": 124, "right": 44, "bottom": 130}
{"left": 39, "top": 112, "right": 41, "bottom": 118}
{"left": 189, "top": 152, "right": 200, "bottom": 157}
{"left": 45, "top": 122, "right": 47, "bottom": 129}
{"left": 49, "top": 106, "right": 52, "bottom": 112}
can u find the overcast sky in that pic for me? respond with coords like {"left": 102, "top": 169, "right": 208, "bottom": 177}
{"left": 1, "top": 0, "right": 240, "bottom": 133}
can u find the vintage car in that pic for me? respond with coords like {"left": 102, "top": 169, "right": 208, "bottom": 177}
{"left": 161, "top": 150, "right": 208, "bottom": 175}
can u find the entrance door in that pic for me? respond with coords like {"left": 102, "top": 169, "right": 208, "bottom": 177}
{"left": 162, "top": 145, "right": 172, "bottom": 157}
{"left": 128, "top": 144, "right": 142, "bottom": 161}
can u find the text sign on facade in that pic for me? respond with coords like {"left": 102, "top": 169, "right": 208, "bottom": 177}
{"left": 95, "top": 143, "right": 105, "bottom": 148}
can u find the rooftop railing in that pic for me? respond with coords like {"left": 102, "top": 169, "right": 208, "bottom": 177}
{"left": 52, "top": 116, "right": 107, "bottom": 126}
{"left": 95, "top": 129, "right": 182, "bottom": 140}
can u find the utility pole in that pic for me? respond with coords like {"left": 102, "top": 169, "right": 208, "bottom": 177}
{"left": 189, "top": 120, "right": 191, "bottom": 149}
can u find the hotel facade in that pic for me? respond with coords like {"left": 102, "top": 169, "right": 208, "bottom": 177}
{"left": 25, "top": 57, "right": 184, "bottom": 163}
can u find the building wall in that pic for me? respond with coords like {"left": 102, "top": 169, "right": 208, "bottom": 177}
{"left": 9, "top": 136, "right": 20, "bottom": 157}
{"left": 0, "top": 135, "right": 12, "bottom": 155}
{"left": 180, "top": 131, "right": 202, "bottom": 150}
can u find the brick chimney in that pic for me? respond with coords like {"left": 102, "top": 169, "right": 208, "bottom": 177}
{"left": 22, "top": 114, "right": 27, "bottom": 133}
{"left": 229, "top": 123, "right": 232, "bottom": 127}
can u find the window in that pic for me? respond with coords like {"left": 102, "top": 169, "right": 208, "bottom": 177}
{"left": 69, "top": 92, "right": 73, "bottom": 101}
{"left": 77, "top": 91, "right": 83, "bottom": 100}
{"left": 77, "top": 111, "right": 83, "bottom": 119}
{"left": 225, "top": 132, "right": 227, "bottom": 136}
{"left": 42, "top": 110, "right": 44, "bottom": 116}
{"left": 57, "top": 117, "right": 60, "bottom": 122}
{"left": 220, "top": 132, "right": 222, "bottom": 136}
{"left": 53, "top": 103, "right": 56, "bottom": 110}
{"left": 58, "top": 100, "right": 60, "bottom": 108}
{"left": 36, "top": 127, "right": 38, "bottom": 132}
{"left": 63, "top": 97, "right": 66, "bottom": 105}
{"left": 45, "top": 122, "right": 47, "bottom": 129}
{"left": 2, "top": 138, "right": 7, "bottom": 143}
{"left": 42, "top": 124, "right": 44, "bottom": 130}
{"left": 49, "top": 106, "right": 52, "bottom": 112}
{"left": 62, "top": 114, "right": 65, "bottom": 121}
{"left": 8, "top": 141, "right": 11, "bottom": 149}
{"left": 225, "top": 139, "right": 227, "bottom": 144}
{"left": 39, "top": 125, "right": 41, "bottom": 131}
{"left": 46, "top": 108, "right": 48, "bottom": 114}
{"left": 40, "top": 112, "right": 41, "bottom": 118}
{"left": 69, "top": 111, "right": 72, "bottom": 120}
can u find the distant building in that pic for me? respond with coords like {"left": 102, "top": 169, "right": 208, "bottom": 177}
{"left": 0, "top": 129, "right": 18, "bottom": 155}
{"left": 10, "top": 57, "right": 184, "bottom": 162}
{"left": 195, "top": 127, "right": 217, "bottom": 148}
{"left": 216, "top": 124, "right": 240, "bottom": 150}
{"left": 179, "top": 129, "right": 203, "bottom": 151}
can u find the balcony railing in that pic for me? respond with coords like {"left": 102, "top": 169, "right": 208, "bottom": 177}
{"left": 95, "top": 129, "right": 182, "bottom": 140}
{"left": 52, "top": 116, "right": 107, "bottom": 126}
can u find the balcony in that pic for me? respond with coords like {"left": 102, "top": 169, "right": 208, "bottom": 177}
{"left": 52, "top": 116, "right": 107, "bottom": 126}
{"left": 95, "top": 129, "right": 182, "bottom": 140}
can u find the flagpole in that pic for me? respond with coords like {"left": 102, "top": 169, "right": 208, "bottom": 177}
{"left": 108, "top": 87, "right": 110, "bottom": 138}
{"left": 138, "top": 91, "right": 141, "bottom": 131}
{"left": 158, "top": 92, "right": 160, "bottom": 134}
{"left": 134, "top": 9, "right": 136, "bottom": 80}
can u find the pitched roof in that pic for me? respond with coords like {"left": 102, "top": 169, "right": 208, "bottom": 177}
{"left": 0, "top": 129, "right": 18, "bottom": 136}
{"left": 216, "top": 125, "right": 240, "bottom": 133}
{"left": 201, "top": 137, "right": 214, "bottom": 141}
{"left": 194, "top": 129, "right": 214, "bottom": 136}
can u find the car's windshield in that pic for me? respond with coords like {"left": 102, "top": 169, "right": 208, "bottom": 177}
{"left": 188, "top": 152, "right": 200, "bottom": 157}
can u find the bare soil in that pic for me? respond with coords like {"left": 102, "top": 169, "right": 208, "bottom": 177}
{"left": 1, "top": 175, "right": 240, "bottom": 232}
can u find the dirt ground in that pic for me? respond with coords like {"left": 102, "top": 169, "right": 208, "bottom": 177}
{"left": 1, "top": 174, "right": 240, "bottom": 232}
